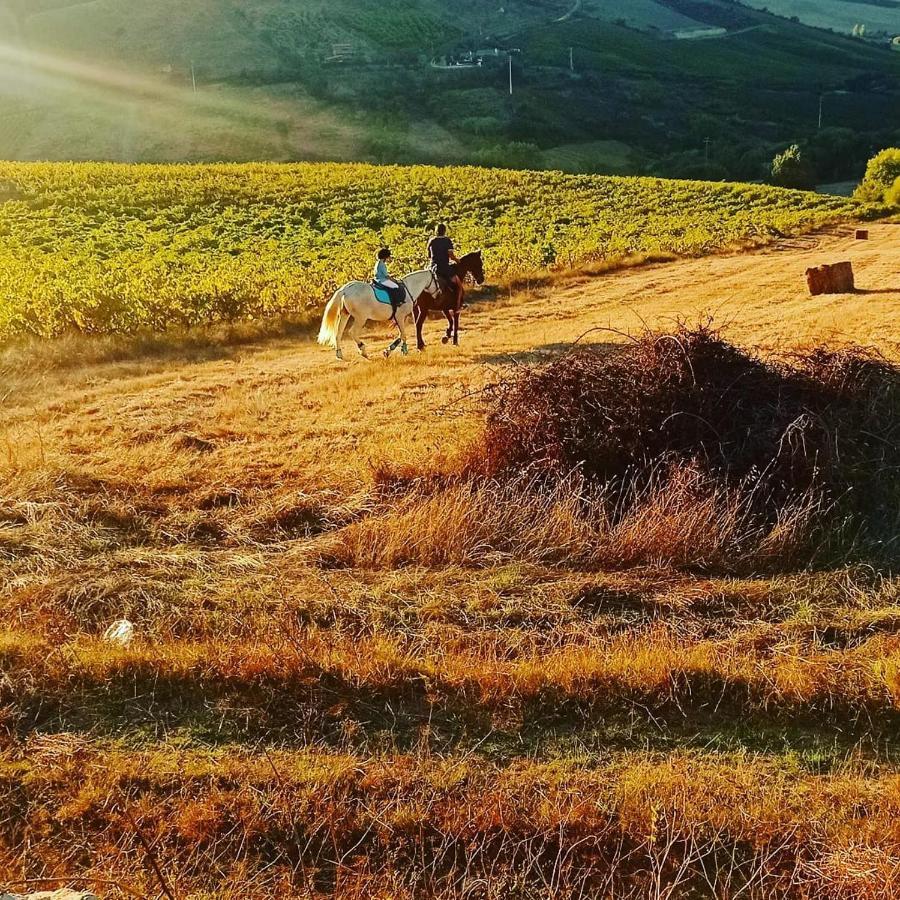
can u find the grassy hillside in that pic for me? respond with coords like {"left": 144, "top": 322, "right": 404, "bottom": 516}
{"left": 0, "top": 161, "right": 860, "bottom": 338}
{"left": 0, "top": 0, "right": 897, "bottom": 179}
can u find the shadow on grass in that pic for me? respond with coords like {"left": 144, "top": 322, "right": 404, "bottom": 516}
{"left": 0, "top": 313, "right": 320, "bottom": 378}
{"left": 11, "top": 664, "right": 900, "bottom": 767}
{"left": 474, "top": 340, "right": 621, "bottom": 366}
{"left": 18, "top": 690, "right": 900, "bottom": 772}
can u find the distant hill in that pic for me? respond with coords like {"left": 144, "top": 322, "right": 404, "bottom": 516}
{"left": 0, "top": 0, "right": 897, "bottom": 180}
{"left": 738, "top": 0, "right": 900, "bottom": 37}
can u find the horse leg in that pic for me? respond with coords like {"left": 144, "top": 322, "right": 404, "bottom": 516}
{"left": 396, "top": 310, "right": 411, "bottom": 356}
{"left": 453, "top": 288, "right": 466, "bottom": 346}
{"left": 414, "top": 302, "right": 427, "bottom": 351}
{"left": 442, "top": 309, "right": 453, "bottom": 345}
{"left": 385, "top": 308, "right": 411, "bottom": 357}
{"left": 347, "top": 314, "right": 368, "bottom": 358}
{"left": 334, "top": 305, "right": 351, "bottom": 361}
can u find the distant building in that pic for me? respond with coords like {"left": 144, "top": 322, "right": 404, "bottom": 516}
{"left": 326, "top": 43, "right": 356, "bottom": 63}
{"left": 673, "top": 26, "right": 727, "bottom": 40}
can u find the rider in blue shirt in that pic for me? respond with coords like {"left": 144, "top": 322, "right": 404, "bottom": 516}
{"left": 373, "top": 248, "right": 405, "bottom": 313}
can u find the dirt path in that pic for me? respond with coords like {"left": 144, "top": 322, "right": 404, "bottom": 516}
{"left": 557, "top": 0, "right": 583, "bottom": 22}
{"left": 467, "top": 222, "right": 900, "bottom": 360}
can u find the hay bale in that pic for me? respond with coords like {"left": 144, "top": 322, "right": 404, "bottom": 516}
{"left": 806, "top": 261, "right": 854, "bottom": 295}
{"left": 831, "top": 261, "right": 855, "bottom": 292}
{"left": 806, "top": 266, "right": 828, "bottom": 296}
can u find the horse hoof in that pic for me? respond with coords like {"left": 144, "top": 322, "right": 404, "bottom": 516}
{"left": 383, "top": 349, "right": 391, "bottom": 359}
{"left": 336, "top": 351, "right": 344, "bottom": 361}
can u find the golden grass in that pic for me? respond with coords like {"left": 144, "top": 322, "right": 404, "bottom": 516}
{"left": 2, "top": 625, "right": 899, "bottom": 728}
{"left": 311, "top": 468, "right": 823, "bottom": 572}
{"left": 4, "top": 742, "right": 900, "bottom": 898}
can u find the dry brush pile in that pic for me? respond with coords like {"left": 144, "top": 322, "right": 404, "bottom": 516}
{"left": 326, "top": 325, "right": 900, "bottom": 572}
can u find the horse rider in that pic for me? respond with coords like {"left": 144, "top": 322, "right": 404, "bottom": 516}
{"left": 372, "top": 247, "right": 407, "bottom": 316}
{"left": 427, "top": 223, "right": 464, "bottom": 310}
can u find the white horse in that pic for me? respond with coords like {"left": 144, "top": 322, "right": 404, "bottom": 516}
{"left": 318, "top": 269, "right": 442, "bottom": 360}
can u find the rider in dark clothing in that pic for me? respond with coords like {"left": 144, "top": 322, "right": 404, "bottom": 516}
{"left": 427, "top": 223, "right": 463, "bottom": 308}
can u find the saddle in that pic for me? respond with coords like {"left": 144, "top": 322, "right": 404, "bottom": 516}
{"left": 432, "top": 263, "right": 457, "bottom": 290}
{"left": 372, "top": 280, "right": 407, "bottom": 310}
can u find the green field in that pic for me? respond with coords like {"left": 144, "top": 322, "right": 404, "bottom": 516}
{"left": 0, "top": 161, "right": 860, "bottom": 338}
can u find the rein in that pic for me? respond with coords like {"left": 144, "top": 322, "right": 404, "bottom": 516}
{"left": 405, "top": 270, "right": 442, "bottom": 302}
{"left": 389, "top": 271, "right": 441, "bottom": 323}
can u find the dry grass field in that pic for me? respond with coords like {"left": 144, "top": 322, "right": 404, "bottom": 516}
{"left": 1, "top": 224, "right": 900, "bottom": 898}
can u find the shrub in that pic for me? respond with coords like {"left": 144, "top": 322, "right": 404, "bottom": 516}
{"left": 855, "top": 147, "right": 900, "bottom": 205}
{"left": 771, "top": 144, "right": 816, "bottom": 190}
{"left": 887, "top": 178, "right": 900, "bottom": 208}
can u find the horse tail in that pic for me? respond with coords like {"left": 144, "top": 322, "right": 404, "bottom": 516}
{"left": 318, "top": 289, "right": 344, "bottom": 348}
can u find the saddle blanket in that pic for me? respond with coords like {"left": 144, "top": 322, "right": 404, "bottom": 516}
{"left": 372, "top": 281, "right": 407, "bottom": 305}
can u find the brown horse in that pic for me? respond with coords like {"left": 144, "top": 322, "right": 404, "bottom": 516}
{"left": 414, "top": 250, "right": 486, "bottom": 351}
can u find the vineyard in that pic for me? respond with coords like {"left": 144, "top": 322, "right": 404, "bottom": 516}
{"left": 0, "top": 162, "right": 860, "bottom": 339}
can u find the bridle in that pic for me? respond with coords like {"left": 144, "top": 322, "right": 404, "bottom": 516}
{"left": 398, "top": 261, "right": 481, "bottom": 305}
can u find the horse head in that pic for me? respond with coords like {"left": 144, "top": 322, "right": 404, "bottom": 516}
{"left": 463, "top": 250, "right": 486, "bottom": 285}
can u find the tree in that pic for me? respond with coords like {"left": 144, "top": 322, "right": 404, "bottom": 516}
{"left": 771, "top": 144, "right": 815, "bottom": 190}
{"left": 854, "top": 148, "right": 900, "bottom": 204}
{"left": 472, "top": 141, "right": 541, "bottom": 170}
{"left": 807, "top": 128, "right": 867, "bottom": 183}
